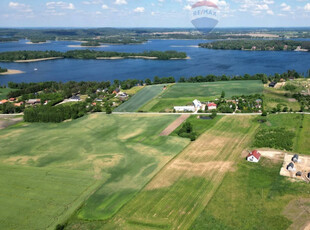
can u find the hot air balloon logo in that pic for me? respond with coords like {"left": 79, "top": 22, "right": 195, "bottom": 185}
{"left": 190, "top": 1, "right": 219, "bottom": 34}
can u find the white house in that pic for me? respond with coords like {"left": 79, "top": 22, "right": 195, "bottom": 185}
{"left": 69, "top": 95, "right": 81, "bottom": 102}
{"left": 207, "top": 102, "right": 217, "bottom": 111}
{"left": 174, "top": 106, "right": 195, "bottom": 112}
{"left": 247, "top": 150, "right": 261, "bottom": 163}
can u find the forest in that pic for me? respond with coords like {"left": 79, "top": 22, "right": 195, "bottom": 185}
{"left": 199, "top": 40, "right": 310, "bottom": 51}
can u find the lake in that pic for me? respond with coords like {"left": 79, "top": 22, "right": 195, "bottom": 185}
{"left": 0, "top": 39, "right": 309, "bottom": 84}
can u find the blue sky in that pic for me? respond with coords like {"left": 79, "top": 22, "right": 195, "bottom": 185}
{"left": 1, "top": 0, "right": 310, "bottom": 27}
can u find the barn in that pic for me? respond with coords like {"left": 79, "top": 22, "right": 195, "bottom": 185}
{"left": 292, "top": 154, "right": 299, "bottom": 163}
{"left": 287, "top": 162, "right": 295, "bottom": 171}
{"left": 247, "top": 150, "right": 261, "bottom": 163}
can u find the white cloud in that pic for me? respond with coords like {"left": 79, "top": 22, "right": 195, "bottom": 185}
{"left": 102, "top": 4, "right": 109, "bottom": 9}
{"left": 114, "top": 0, "right": 127, "bottom": 5}
{"left": 183, "top": 5, "right": 191, "bottom": 11}
{"left": 304, "top": 3, "right": 310, "bottom": 12}
{"left": 82, "top": 0, "right": 103, "bottom": 5}
{"left": 134, "top": 7, "right": 145, "bottom": 13}
{"left": 267, "top": 9, "right": 274, "bottom": 15}
{"left": 9, "top": 2, "right": 33, "bottom": 13}
{"left": 281, "top": 3, "right": 291, "bottom": 11}
{"left": 46, "top": 2, "right": 75, "bottom": 10}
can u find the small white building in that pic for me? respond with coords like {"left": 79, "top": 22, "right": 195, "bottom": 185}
{"left": 247, "top": 150, "right": 261, "bottom": 163}
{"left": 287, "top": 162, "right": 295, "bottom": 171}
{"left": 193, "top": 99, "right": 202, "bottom": 110}
{"left": 174, "top": 106, "right": 195, "bottom": 112}
{"left": 69, "top": 95, "right": 81, "bottom": 102}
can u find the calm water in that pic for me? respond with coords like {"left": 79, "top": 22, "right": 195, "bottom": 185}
{"left": 0, "top": 39, "right": 309, "bottom": 84}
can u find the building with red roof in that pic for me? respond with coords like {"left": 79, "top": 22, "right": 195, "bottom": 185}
{"left": 247, "top": 150, "right": 261, "bottom": 163}
{"left": 0, "top": 99, "right": 9, "bottom": 104}
{"left": 207, "top": 102, "right": 217, "bottom": 110}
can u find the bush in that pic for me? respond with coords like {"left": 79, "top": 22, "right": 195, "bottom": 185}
{"left": 262, "top": 111, "right": 267, "bottom": 116}
{"left": 178, "top": 121, "right": 197, "bottom": 141}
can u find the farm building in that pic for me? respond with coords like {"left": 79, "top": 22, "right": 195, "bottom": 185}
{"left": 174, "top": 106, "right": 195, "bottom": 112}
{"left": 269, "top": 82, "right": 277, "bottom": 88}
{"left": 296, "top": 171, "right": 302, "bottom": 177}
{"left": 308, "top": 172, "right": 310, "bottom": 179}
{"left": 69, "top": 95, "right": 81, "bottom": 102}
{"left": 193, "top": 99, "right": 202, "bottom": 110}
{"left": 287, "top": 162, "right": 295, "bottom": 171}
{"left": 247, "top": 150, "right": 261, "bottom": 163}
{"left": 292, "top": 154, "right": 299, "bottom": 163}
{"left": 207, "top": 102, "right": 217, "bottom": 111}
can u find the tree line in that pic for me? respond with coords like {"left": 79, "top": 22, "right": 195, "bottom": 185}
{"left": 199, "top": 40, "right": 310, "bottom": 51}
{"left": 0, "top": 50, "right": 187, "bottom": 61}
{"left": 0, "top": 67, "right": 7, "bottom": 73}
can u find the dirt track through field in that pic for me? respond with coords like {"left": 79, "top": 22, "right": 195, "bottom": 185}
{"left": 159, "top": 114, "right": 190, "bottom": 136}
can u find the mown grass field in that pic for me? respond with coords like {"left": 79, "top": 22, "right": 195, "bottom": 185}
{"left": 140, "top": 81, "right": 263, "bottom": 112}
{"left": 190, "top": 158, "right": 310, "bottom": 230}
{"left": 0, "top": 113, "right": 189, "bottom": 228}
{"left": 114, "top": 85, "right": 164, "bottom": 112}
{"left": 263, "top": 87, "right": 300, "bottom": 112}
{"left": 85, "top": 116, "right": 259, "bottom": 229}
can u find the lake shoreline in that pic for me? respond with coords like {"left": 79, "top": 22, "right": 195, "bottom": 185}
{"left": 14, "top": 57, "right": 64, "bottom": 63}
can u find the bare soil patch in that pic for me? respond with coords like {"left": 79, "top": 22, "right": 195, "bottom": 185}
{"left": 4, "top": 155, "right": 42, "bottom": 165}
{"left": 159, "top": 114, "right": 190, "bottom": 136}
{"left": 280, "top": 153, "right": 310, "bottom": 181}
{"left": 0, "top": 117, "right": 22, "bottom": 130}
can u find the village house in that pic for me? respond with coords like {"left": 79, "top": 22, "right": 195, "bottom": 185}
{"left": 269, "top": 82, "right": 277, "bottom": 88}
{"left": 9, "top": 98, "right": 15, "bottom": 102}
{"left": 26, "top": 99, "right": 41, "bottom": 105}
{"left": 69, "top": 95, "right": 81, "bottom": 102}
{"left": 287, "top": 162, "right": 295, "bottom": 171}
{"left": 14, "top": 102, "right": 24, "bottom": 107}
{"left": 207, "top": 102, "right": 217, "bottom": 111}
{"left": 247, "top": 150, "right": 261, "bottom": 163}
{"left": 174, "top": 106, "right": 195, "bottom": 112}
{"left": 113, "top": 88, "right": 121, "bottom": 94}
{"left": 0, "top": 99, "right": 8, "bottom": 104}
{"left": 193, "top": 99, "right": 202, "bottom": 110}
{"left": 292, "top": 154, "right": 299, "bottom": 163}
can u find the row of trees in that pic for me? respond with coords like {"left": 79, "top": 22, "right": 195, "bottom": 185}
{"left": 24, "top": 103, "right": 87, "bottom": 123}
{"left": 199, "top": 40, "right": 310, "bottom": 51}
{"left": 0, "top": 50, "right": 187, "bottom": 61}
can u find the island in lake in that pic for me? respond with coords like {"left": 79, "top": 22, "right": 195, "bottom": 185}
{"left": 0, "top": 50, "right": 189, "bottom": 62}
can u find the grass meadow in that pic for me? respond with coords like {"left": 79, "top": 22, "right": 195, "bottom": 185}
{"left": 0, "top": 113, "right": 189, "bottom": 228}
{"left": 190, "top": 157, "right": 310, "bottom": 230}
{"left": 263, "top": 87, "right": 300, "bottom": 112}
{"left": 114, "top": 85, "right": 164, "bottom": 112}
{"left": 140, "top": 81, "right": 263, "bottom": 112}
{"left": 0, "top": 88, "right": 15, "bottom": 100}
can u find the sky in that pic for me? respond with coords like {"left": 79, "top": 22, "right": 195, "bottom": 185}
{"left": 1, "top": 0, "right": 310, "bottom": 28}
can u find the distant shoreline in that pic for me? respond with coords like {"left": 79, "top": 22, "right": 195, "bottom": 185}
{"left": 26, "top": 41, "right": 49, "bottom": 44}
{"left": 68, "top": 45, "right": 108, "bottom": 48}
{"left": 14, "top": 57, "right": 63, "bottom": 63}
{"left": 96, "top": 56, "right": 190, "bottom": 60}
{"left": 0, "top": 69, "right": 24, "bottom": 75}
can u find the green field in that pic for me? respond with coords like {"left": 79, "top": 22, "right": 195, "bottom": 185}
{"left": 263, "top": 87, "right": 300, "bottom": 112}
{"left": 190, "top": 158, "right": 310, "bottom": 230}
{"left": 114, "top": 85, "right": 165, "bottom": 112}
{"left": 140, "top": 81, "right": 263, "bottom": 112}
{"left": 0, "top": 88, "right": 14, "bottom": 100}
{"left": 87, "top": 116, "right": 260, "bottom": 229}
{"left": 0, "top": 113, "right": 189, "bottom": 228}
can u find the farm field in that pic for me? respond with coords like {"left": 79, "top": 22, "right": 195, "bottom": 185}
{"left": 88, "top": 116, "right": 260, "bottom": 229}
{"left": 0, "top": 113, "right": 189, "bottom": 228}
{"left": 263, "top": 87, "right": 300, "bottom": 112}
{"left": 114, "top": 85, "right": 164, "bottom": 112}
{"left": 190, "top": 157, "right": 310, "bottom": 230}
{"left": 140, "top": 81, "right": 263, "bottom": 112}
{"left": 256, "top": 114, "right": 309, "bottom": 154}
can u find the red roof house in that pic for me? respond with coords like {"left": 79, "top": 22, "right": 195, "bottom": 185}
{"left": 247, "top": 150, "right": 261, "bottom": 163}
{"left": 207, "top": 102, "right": 217, "bottom": 110}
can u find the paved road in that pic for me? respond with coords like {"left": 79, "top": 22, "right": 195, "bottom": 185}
{"left": 112, "top": 112, "right": 310, "bottom": 116}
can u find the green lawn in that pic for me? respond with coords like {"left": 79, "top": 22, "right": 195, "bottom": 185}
{"left": 190, "top": 158, "right": 310, "bottom": 230}
{"left": 140, "top": 81, "right": 263, "bottom": 112}
{"left": 114, "top": 85, "right": 165, "bottom": 112}
{"left": 0, "top": 113, "right": 189, "bottom": 227}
